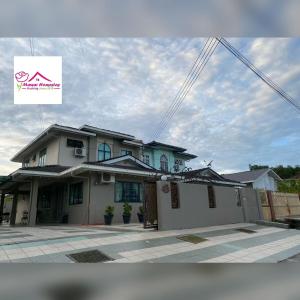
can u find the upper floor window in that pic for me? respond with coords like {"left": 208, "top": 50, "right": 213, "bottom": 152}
{"left": 67, "top": 139, "right": 83, "bottom": 148}
{"left": 121, "top": 149, "right": 132, "bottom": 156}
{"left": 98, "top": 143, "right": 111, "bottom": 161}
{"left": 143, "top": 154, "right": 150, "bottom": 165}
{"left": 38, "top": 148, "right": 47, "bottom": 166}
{"left": 22, "top": 160, "right": 29, "bottom": 168}
{"left": 160, "top": 154, "right": 168, "bottom": 172}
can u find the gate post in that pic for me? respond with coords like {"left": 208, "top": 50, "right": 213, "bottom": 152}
{"left": 266, "top": 190, "right": 276, "bottom": 221}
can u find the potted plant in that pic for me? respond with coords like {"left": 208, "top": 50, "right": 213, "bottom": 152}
{"left": 122, "top": 202, "right": 132, "bottom": 224}
{"left": 104, "top": 205, "right": 114, "bottom": 225}
{"left": 137, "top": 205, "right": 144, "bottom": 223}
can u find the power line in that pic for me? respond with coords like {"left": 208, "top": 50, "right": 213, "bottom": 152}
{"left": 217, "top": 37, "right": 300, "bottom": 112}
{"left": 152, "top": 38, "right": 213, "bottom": 138}
{"left": 28, "top": 37, "right": 45, "bottom": 131}
{"left": 153, "top": 38, "right": 217, "bottom": 139}
{"left": 153, "top": 38, "right": 219, "bottom": 139}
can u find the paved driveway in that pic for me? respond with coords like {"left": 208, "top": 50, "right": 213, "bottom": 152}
{"left": 0, "top": 223, "right": 299, "bottom": 263}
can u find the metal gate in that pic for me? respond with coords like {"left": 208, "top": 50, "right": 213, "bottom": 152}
{"left": 144, "top": 182, "right": 158, "bottom": 229}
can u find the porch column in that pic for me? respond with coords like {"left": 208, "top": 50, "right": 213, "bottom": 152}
{"left": 0, "top": 193, "right": 5, "bottom": 224}
{"left": 28, "top": 178, "right": 39, "bottom": 226}
{"left": 10, "top": 192, "right": 18, "bottom": 225}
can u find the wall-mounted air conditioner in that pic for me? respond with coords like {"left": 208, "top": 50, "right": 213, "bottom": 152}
{"left": 74, "top": 147, "right": 86, "bottom": 157}
{"left": 94, "top": 173, "right": 115, "bottom": 185}
{"left": 101, "top": 173, "right": 115, "bottom": 184}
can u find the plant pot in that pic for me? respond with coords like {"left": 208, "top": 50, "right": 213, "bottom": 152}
{"left": 123, "top": 214, "right": 131, "bottom": 224}
{"left": 137, "top": 213, "right": 144, "bottom": 223}
{"left": 104, "top": 215, "right": 113, "bottom": 225}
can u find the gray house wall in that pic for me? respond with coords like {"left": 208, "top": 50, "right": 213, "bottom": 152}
{"left": 57, "top": 135, "right": 89, "bottom": 166}
{"left": 156, "top": 181, "right": 262, "bottom": 231}
{"left": 88, "top": 173, "right": 143, "bottom": 224}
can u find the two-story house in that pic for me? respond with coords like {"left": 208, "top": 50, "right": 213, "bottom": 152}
{"left": 142, "top": 141, "right": 197, "bottom": 173}
{"left": 0, "top": 124, "right": 197, "bottom": 226}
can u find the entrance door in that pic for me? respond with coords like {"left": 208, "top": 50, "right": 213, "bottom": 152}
{"left": 144, "top": 182, "right": 158, "bottom": 229}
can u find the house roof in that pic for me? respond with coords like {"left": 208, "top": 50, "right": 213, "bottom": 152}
{"left": 182, "top": 168, "right": 244, "bottom": 186}
{"left": 79, "top": 124, "right": 136, "bottom": 140}
{"left": 145, "top": 141, "right": 197, "bottom": 159}
{"left": 84, "top": 154, "right": 156, "bottom": 171}
{"left": 222, "top": 168, "right": 282, "bottom": 183}
{"left": 19, "top": 165, "right": 70, "bottom": 173}
{"left": 11, "top": 124, "right": 96, "bottom": 162}
{"left": 145, "top": 141, "right": 187, "bottom": 152}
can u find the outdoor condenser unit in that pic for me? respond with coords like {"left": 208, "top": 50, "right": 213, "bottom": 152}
{"left": 74, "top": 147, "right": 86, "bottom": 157}
{"left": 101, "top": 173, "right": 115, "bottom": 184}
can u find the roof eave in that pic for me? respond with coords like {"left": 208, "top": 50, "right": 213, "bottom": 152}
{"left": 11, "top": 124, "right": 95, "bottom": 162}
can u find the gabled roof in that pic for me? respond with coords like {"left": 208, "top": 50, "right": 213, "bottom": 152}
{"left": 85, "top": 154, "right": 155, "bottom": 171}
{"left": 11, "top": 124, "right": 95, "bottom": 162}
{"left": 79, "top": 124, "right": 136, "bottom": 140}
{"left": 222, "top": 168, "right": 282, "bottom": 183}
{"left": 182, "top": 167, "right": 244, "bottom": 186}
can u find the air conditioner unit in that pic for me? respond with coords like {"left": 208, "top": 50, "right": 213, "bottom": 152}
{"left": 101, "top": 173, "right": 115, "bottom": 184}
{"left": 74, "top": 147, "right": 86, "bottom": 157}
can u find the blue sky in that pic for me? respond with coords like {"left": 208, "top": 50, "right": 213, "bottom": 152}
{"left": 0, "top": 38, "right": 299, "bottom": 175}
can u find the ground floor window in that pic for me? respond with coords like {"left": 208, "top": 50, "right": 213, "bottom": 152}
{"left": 115, "top": 181, "right": 143, "bottom": 203}
{"left": 40, "top": 191, "right": 51, "bottom": 209}
{"left": 69, "top": 182, "right": 83, "bottom": 205}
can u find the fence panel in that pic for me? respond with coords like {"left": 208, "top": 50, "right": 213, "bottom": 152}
{"left": 259, "top": 190, "right": 300, "bottom": 221}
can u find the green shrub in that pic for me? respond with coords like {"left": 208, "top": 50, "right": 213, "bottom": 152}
{"left": 105, "top": 205, "right": 114, "bottom": 216}
{"left": 123, "top": 202, "right": 132, "bottom": 216}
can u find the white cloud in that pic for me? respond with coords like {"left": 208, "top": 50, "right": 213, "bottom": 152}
{"left": 0, "top": 37, "right": 299, "bottom": 175}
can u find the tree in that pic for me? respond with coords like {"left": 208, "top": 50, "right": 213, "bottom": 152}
{"left": 278, "top": 180, "right": 300, "bottom": 193}
{"left": 249, "top": 164, "right": 269, "bottom": 171}
{"left": 248, "top": 164, "right": 300, "bottom": 179}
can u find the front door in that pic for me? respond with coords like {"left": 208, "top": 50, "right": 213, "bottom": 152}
{"left": 144, "top": 182, "right": 158, "bottom": 229}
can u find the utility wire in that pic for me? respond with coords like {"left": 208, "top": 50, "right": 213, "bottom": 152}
{"left": 153, "top": 38, "right": 216, "bottom": 139}
{"left": 29, "top": 37, "right": 45, "bottom": 131}
{"left": 217, "top": 37, "right": 300, "bottom": 112}
{"left": 153, "top": 38, "right": 219, "bottom": 139}
{"left": 152, "top": 38, "right": 213, "bottom": 138}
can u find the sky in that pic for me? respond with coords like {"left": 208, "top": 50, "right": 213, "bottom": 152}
{"left": 0, "top": 38, "right": 299, "bottom": 175}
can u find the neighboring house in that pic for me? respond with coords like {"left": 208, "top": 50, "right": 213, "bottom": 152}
{"left": 222, "top": 168, "right": 282, "bottom": 191}
{"left": 0, "top": 124, "right": 197, "bottom": 226}
{"left": 142, "top": 141, "right": 197, "bottom": 173}
{"left": 181, "top": 167, "right": 244, "bottom": 187}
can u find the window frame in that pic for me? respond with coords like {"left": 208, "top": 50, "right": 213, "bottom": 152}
{"left": 67, "top": 138, "right": 84, "bottom": 148}
{"left": 143, "top": 154, "right": 150, "bottom": 165}
{"left": 115, "top": 181, "right": 143, "bottom": 203}
{"left": 98, "top": 143, "right": 111, "bottom": 161}
{"left": 38, "top": 148, "right": 47, "bottom": 166}
{"left": 121, "top": 149, "right": 133, "bottom": 156}
{"left": 69, "top": 182, "right": 83, "bottom": 205}
{"left": 40, "top": 191, "right": 51, "bottom": 209}
{"left": 160, "top": 154, "right": 169, "bottom": 172}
